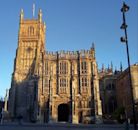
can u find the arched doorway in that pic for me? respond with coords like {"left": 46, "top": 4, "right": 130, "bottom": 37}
{"left": 58, "top": 104, "right": 69, "bottom": 122}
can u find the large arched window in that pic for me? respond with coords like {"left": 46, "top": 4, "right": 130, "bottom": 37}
{"left": 81, "top": 77, "right": 88, "bottom": 87}
{"left": 81, "top": 61, "right": 87, "bottom": 74}
{"left": 59, "top": 61, "right": 68, "bottom": 74}
{"left": 45, "top": 61, "right": 48, "bottom": 75}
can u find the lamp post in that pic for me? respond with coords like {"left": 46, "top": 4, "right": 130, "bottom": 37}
{"left": 120, "top": 2, "right": 137, "bottom": 130}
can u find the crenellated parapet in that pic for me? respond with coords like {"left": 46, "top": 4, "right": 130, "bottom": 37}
{"left": 45, "top": 47, "right": 95, "bottom": 60}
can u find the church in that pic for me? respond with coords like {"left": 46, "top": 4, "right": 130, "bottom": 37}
{"left": 8, "top": 9, "right": 102, "bottom": 124}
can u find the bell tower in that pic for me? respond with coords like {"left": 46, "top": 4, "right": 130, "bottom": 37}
{"left": 14, "top": 9, "right": 46, "bottom": 81}
{"left": 9, "top": 9, "right": 46, "bottom": 120}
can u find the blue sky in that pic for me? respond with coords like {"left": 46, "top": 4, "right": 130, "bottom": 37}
{"left": 0, "top": 0, "right": 138, "bottom": 97}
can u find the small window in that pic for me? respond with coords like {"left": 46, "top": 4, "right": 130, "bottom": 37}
{"left": 81, "top": 61, "right": 87, "bottom": 74}
{"left": 28, "top": 26, "right": 34, "bottom": 35}
{"left": 60, "top": 78, "right": 68, "bottom": 87}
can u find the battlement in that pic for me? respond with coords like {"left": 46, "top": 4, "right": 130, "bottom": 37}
{"left": 45, "top": 48, "right": 95, "bottom": 59}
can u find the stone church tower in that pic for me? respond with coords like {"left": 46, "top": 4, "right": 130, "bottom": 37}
{"left": 9, "top": 9, "right": 102, "bottom": 123}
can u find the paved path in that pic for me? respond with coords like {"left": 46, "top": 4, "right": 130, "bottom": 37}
{"left": 0, "top": 123, "right": 136, "bottom": 130}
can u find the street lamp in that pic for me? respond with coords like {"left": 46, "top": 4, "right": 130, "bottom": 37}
{"left": 120, "top": 2, "right": 137, "bottom": 130}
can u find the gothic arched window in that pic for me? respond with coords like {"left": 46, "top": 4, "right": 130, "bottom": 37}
{"left": 28, "top": 26, "right": 34, "bottom": 36}
{"left": 59, "top": 78, "right": 68, "bottom": 87}
{"left": 59, "top": 61, "right": 68, "bottom": 74}
{"left": 81, "top": 61, "right": 87, "bottom": 74}
{"left": 81, "top": 77, "right": 88, "bottom": 87}
{"left": 45, "top": 61, "right": 48, "bottom": 75}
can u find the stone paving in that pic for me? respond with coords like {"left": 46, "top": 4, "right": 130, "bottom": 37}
{"left": 0, "top": 123, "right": 136, "bottom": 130}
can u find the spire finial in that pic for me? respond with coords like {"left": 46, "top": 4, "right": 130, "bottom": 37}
{"left": 120, "top": 62, "right": 123, "bottom": 72}
{"left": 90, "top": 42, "right": 95, "bottom": 58}
{"left": 92, "top": 42, "right": 95, "bottom": 50}
{"left": 111, "top": 61, "right": 113, "bottom": 70}
{"left": 108, "top": 64, "right": 110, "bottom": 70}
{"left": 33, "top": 3, "right": 35, "bottom": 18}
{"left": 38, "top": 9, "right": 42, "bottom": 22}
{"left": 21, "top": 8, "right": 24, "bottom": 14}
{"left": 20, "top": 9, "right": 24, "bottom": 21}
{"left": 44, "top": 22, "right": 46, "bottom": 31}
{"left": 102, "top": 63, "right": 104, "bottom": 72}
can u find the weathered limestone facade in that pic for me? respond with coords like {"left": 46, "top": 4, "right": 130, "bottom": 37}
{"left": 99, "top": 66, "right": 119, "bottom": 116}
{"left": 116, "top": 63, "right": 138, "bottom": 122}
{"left": 8, "top": 9, "right": 102, "bottom": 123}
